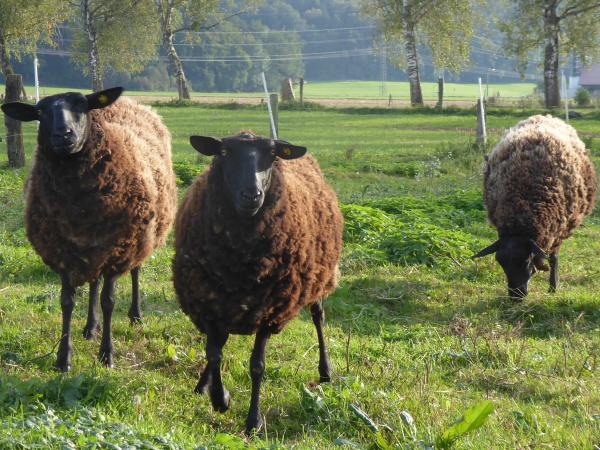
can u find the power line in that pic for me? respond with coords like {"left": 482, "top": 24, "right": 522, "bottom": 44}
{"left": 56, "top": 24, "right": 377, "bottom": 35}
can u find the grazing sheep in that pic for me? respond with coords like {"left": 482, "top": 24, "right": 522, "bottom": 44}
{"left": 173, "top": 131, "right": 343, "bottom": 433}
{"left": 473, "top": 115, "right": 596, "bottom": 298}
{"left": 1, "top": 88, "right": 177, "bottom": 371}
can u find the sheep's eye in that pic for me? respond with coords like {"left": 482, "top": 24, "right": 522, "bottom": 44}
{"left": 220, "top": 148, "right": 228, "bottom": 156}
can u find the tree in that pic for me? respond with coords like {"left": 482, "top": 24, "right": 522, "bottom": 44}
{"left": 0, "top": 0, "right": 68, "bottom": 168}
{"left": 0, "top": 0, "right": 68, "bottom": 81}
{"left": 500, "top": 0, "right": 600, "bottom": 108}
{"left": 155, "top": 0, "right": 258, "bottom": 101}
{"left": 363, "top": 0, "right": 477, "bottom": 106}
{"left": 69, "top": 0, "right": 159, "bottom": 91}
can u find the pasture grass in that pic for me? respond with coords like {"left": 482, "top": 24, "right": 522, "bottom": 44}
{"left": 1, "top": 80, "right": 537, "bottom": 102}
{"left": 0, "top": 103, "right": 599, "bottom": 449}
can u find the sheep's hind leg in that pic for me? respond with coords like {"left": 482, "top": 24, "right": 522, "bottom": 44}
{"left": 194, "top": 365, "right": 211, "bottom": 395}
{"left": 205, "top": 327, "right": 230, "bottom": 412}
{"left": 98, "top": 274, "right": 118, "bottom": 368}
{"left": 549, "top": 253, "right": 559, "bottom": 293}
{"left": 83, "top": 279, "right": 100, "bottom": 339}
{"left": 128, "top": 267, "right": 142, "bottom": 324}
{"left": 56, "top": 274, "right": 76, "bottom": 372}
{"left": 310, "top": 300, "right": 332, "bottom": 383}
{"left": 245, "top": 328, "right": 270, "bottom": 434}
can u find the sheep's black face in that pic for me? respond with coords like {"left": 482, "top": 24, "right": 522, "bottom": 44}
{"left": 473, "top": 236, "right": 548, "bottom": 299}
{"left": 190, "top": 133, "right": 307, "bottom": 217}
{"left": 1, "top": 87, "right": 123, "bottom": 158}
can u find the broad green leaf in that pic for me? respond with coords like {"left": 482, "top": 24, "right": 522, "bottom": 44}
{"left": 437, "top": 400, "right": 493, "bottom": 448}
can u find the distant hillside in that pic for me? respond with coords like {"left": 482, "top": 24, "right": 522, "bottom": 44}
{"left": 7, "top": 0, "right": 541, "bottom": 92}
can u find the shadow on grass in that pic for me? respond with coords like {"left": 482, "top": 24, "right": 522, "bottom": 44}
{"left": 496, "top": 295, "right": 600, "bottom": 339}
{"left": 322, "top": 275, "right": 434, "bottom": 337}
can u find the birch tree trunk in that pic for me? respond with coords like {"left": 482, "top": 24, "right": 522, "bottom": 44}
{"left": 157, "top": 0, "right": 191, "bottom": 101}
{"left": 81, "top": 0, "right": 103, "bottom": 92}
{"left": 402, "top": 0, "right": 423, "bottom": 106}
{"left": 543, "top": 1, "right": 560, "bottom": 108}
{"left": 0, "top": 35, "right": 14, "bottom": 76}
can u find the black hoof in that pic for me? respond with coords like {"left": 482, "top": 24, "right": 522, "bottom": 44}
{"left": 55, "top": 361, "right": 71, "bottom": 373}
{"left": 128, "top": 310, "right": 143, "bottom": 324}
{"left": 56, "top": 346, "right": 72, "bottom": 372}
{"left": 245, "top": 413, "right": 264, "bottom": 435}
{"left": 82, "top": 323, "right": 100, "bottom": 340}
{"left": 99, "top": 349, "right": 114, "bottom": 368}
{"left": 319, "top": 374, "right": 331, "bottom": 383}
{"left": 210, "top": 388, "right": 230, "bottom": 413}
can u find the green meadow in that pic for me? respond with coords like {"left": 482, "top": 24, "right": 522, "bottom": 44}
{"left": 0, "top": 102, "right": 599, "bottom": 449}
{"left": 0, "top": 80, "right": 537, "bottom": 102}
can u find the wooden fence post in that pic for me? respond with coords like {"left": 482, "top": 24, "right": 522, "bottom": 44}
{"left": 299, "top": 78, "right": 304, "bottom": 108}
{"left": 269, "top": 93, "right": 279, "bottom": 138}
{"left": 4, "top": 74, "right": 25, "bottom": 168}
{"left": 436, "top": 76, "right": 444, "bottom": 110}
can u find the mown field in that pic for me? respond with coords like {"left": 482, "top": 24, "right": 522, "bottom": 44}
{"left": 1, "top": 101, "right": 599, "bottom": 449}
{"left": 0, "top": 80, "right": 537, "bottom": 102}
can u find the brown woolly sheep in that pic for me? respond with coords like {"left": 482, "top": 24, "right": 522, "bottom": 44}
{"left": 1, "top": 88, "right": 177, "bottom": 371}
{"left": 173, "top": 131, "right": 343, "bottom": 433}
{"left": 474, "top": 114, "right": 596, "bottom": 299}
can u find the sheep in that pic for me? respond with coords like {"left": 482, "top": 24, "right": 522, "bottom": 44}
{"left": 173, "top": 131, "right": 343, "bottom": 433}
{"left": 473, "top": 114, "right": 596, "bottom": 299}
{"left": 1, "top": 87, "right": 177, "bottom": 371}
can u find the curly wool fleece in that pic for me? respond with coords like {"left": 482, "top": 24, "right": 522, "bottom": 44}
{"left": 26, "top": 97, "right": 177, "bottom": 286}
{"left": 174, "top": 149, "right": 343, "bottom": 335}
{"left": 483, "top": 114, "right": 596, "bottom": 254}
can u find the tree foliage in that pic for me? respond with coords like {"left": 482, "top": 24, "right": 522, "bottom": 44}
{"left": 500, "top": 0, "right": 600, "bottom": 107}
{"left": 0, "top": 0, "right": 69, "bottom": 75}
{"left": 365, "top": 0, "right": 477, "bottom": 74}
{"left": 501, "top": 0, "right": 600, "bottom": 74}
{"left": 68, "top": 0, "right": 159, "bottom": 88}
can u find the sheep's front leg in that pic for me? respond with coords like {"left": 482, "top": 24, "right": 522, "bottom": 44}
{"left": 99, "top": 274, "right": 117, "bottom": 368}
{"left": 128, "top": 267, "right": 142, "bottom": 323}
{"left": 205, "top": 327, "right": 230, "bottom": 412}
{"left": 310, "top": 301, "right": 332, "bottom": 383}
{"left": 56, "top": 273, "right": 76, "bottom": 372}
{"left": 549, "top": 253, "right": 559, "bottom": 292}
{"left": 83, "top": 279, "right": 100, "bottom": 339}
{"left": 245, "top": 328, "right": 270, "bottom": 434}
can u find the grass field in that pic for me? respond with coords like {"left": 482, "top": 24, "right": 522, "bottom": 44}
{"left": 1, "top": 103, "right": 599, "bottom": 449}
{"left": 0, "top": 80, "right": 538, "bottom": 102}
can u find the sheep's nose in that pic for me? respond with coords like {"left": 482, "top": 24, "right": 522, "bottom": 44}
{"left": 52, "top": 128, "right": 74, "bottom": 140}
{"left": 240, "top": 188, "right": 263, "bottom": 203}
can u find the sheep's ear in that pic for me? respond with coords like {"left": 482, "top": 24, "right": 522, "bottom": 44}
{"left": 190, "top": 136, "right": 222, "bottom": 156}
{"left": 472, "top": 240, "right": 501, "bottom": 259}
{"left": 86, "top": 87, "right": 123, "bottom": 110}
{"left": 273, "top": 140, "right": 307, "bottom": 160}
{"left": 529, "top": 240, "right": 548, "bottom": 259}
{"left": 1, "top": 102, "right": 40, "bottom": 122}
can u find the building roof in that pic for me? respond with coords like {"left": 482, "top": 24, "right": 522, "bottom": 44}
{"left": 580, "top": 64, "right": 600, "bottom": 85}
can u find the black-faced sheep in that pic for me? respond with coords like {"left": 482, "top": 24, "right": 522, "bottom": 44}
{"left": 173, "top": 131, "right": 343, "bottom": 433}
{"left": 1, "top": 88, "right": 177, "bottom": 371}
{"left": 473, "top": 115, "right": 596, "bottom": 298}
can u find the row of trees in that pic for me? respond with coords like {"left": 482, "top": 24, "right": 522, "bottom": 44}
{"left": 1, "top": 0, "right": 600, "bottom": 106}
{"left": 365, "top": 0, "right": 600, "bottom": 108}
{"left": 0, "top": 0, "right": 253, "bottom": 100}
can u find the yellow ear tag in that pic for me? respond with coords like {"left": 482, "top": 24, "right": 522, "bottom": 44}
{"left": 283, "top": 147, "right": 292, "bottom": 156}
{"left": 98, "top": 94, "right": 108, "bottom": 105}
